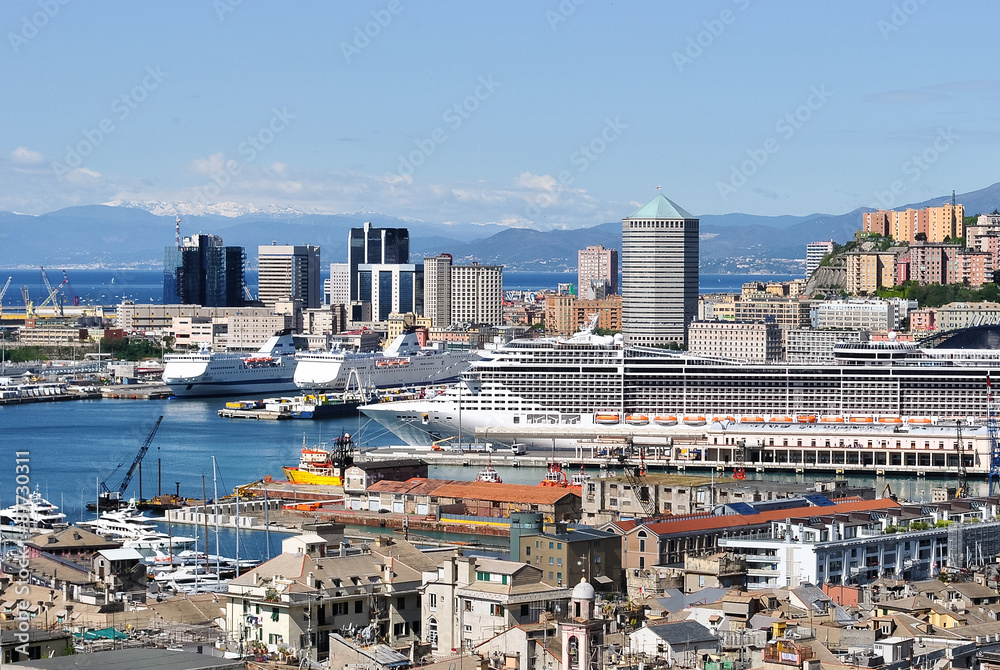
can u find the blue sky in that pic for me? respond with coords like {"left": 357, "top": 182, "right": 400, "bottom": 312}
{"left": 2, "top": 1, "right": 998, "bottom": 227}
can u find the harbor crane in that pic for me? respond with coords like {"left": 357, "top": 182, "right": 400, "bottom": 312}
{"left": 956, "top": 419, "right": 968, "bottom": 499}
{"left": 94, "top": 415, "right": 164, "bottom": 509}
{"left": 0, "top": 276, "right": 11, "bottom": 316}
{"left": 617, "top": 437, "right": 658, "bottom": 518}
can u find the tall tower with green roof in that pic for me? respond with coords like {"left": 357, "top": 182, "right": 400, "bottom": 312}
{"left": 621, "top": 192, "right": 699, "bottom": 346}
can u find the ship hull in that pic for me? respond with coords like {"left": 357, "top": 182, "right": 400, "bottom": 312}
{"left": 294, "top": 354, "right": 472, "bottom": 391}
{"left": 282, "top": 467, "right": 343, "bottom": 486}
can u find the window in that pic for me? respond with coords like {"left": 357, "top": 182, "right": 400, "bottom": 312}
{"left": 464, "top": 600, "right": 472, "bottom": 612}
{"left": 557, "top": 558, "right": 562, "bottom": 566}
{"left": 490, "top": 604, "right": 505, "bottom": 616}
{"left": 429, "top": 593, "right": 437, "bottom": 610}
{"left": 397, "top": 597, "right": 405, "bottom": 610}
{"left": 271, "top": 607, "right": 280, "bottom": 622}
{"left": 526, "top": 547, "right": 531, "bottom": 556}
{"left": 428, "top": 619, "right": 438, "bottom": 649}
{"left": 549, "top": 557, "right": 554, "bottom": 565}
{"left": 549, "top": 542, "right": 554, "bottom": 549}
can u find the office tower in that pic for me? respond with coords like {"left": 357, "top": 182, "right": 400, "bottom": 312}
{"left": 621, "top": 193, "right": 699, "bottom": 346}
{"left": 806, "top": 239, "right": 835, "bottom": 276}
{"left": 423, "top": 254, "right": 453, "bottom": 327}
{"left": 257, "top": 243, "right": 321, "bottom": 309}
{"left": 163, "top": 233, "right": 245, "bottom": 307}
{"left": 328, "top": 262, "right": 349, "bottom": 306}
{"left": 451, "top": 264, "right": 503, "bottom": 326}
{"left": 355, "top": 263, "right": 424, "bottom": 322}
{"left": 578, "top": 244, "right": 618, "bottom": 298}
{"left": 348, "top": 222, "right": 409, "bottom": 301}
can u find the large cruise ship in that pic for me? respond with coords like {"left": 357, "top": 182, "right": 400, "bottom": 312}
{"left": 359, "top": 322, "right": 1000, "bottom": 449}
{"left": 162, "top": 331, "right": 299, "bottom": 398}
{"left": 294, "top": 329, "right": 476, "bottom": 392}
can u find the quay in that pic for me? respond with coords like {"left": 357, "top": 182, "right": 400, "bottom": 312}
{"left": 101, "top": 383, "right": 172, "bottom": 399}
{"left": 0, "top": 390, "right": 100, "bottom": 405}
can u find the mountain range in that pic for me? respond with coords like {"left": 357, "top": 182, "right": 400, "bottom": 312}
{"left": 2, "top": 182, "right": 999, "bottom": 272}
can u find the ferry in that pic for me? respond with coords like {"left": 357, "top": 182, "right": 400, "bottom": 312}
{"left": 281, "top": 433, "right": 355, "bottom": 486}
{"left": 359, "top": 318, "right": 1000, "bottom": 451}
{"left": 162, "top": 331, "right": 299, "bottom": 397}
{"left": 294, "top": 328, "right": 476, "bottom": 392}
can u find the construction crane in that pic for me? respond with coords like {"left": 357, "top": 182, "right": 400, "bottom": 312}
{"left": 617, "top": 437, "right": 657, "bottom": 518}
{"left": 94, "top": 416, "right": 164, "bottom": 508}
{"left": 988, "top": 374, "right": 1000, "bottom": 496}
{"left": 0, "top": 276, "right": 11, "bottom": 316}
{"left": 956, "top": 419, "right": 968, "bottom": 499}
{"left": 61, "top": 270, "right": 79, "bottom": 306}
{"left": 35, "top": 279, "right": 67, "bottom": 316}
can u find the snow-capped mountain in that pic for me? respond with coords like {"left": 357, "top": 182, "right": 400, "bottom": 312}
{"left": 101, "top": 200, "right": 315, "bottom": 218}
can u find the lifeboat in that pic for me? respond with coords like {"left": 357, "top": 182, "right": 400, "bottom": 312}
{"left": 625, "top": 414, "right": 649, "bottom": 425}
{"left": 654, "top": 415, "right": 678, "bottom": 426}
{"left": 769, "top": 416, "right": 794, "bottom": 424}
{"left": 796, "top": 415, "right": 817, "bottom": 424}
{"left": 820, "top": 416, "right": 845, "bottom": 424}
{"left": 848, "top": 416, "right": 874, "bottom": 424}
{"left": 740, "top": 416, "right": 765, "bottom": 424}
{"left": 907, "top": 417, "right": 932, "bottom": 425}
{"left": 712, "top": 415, "right": 736, "bottom": 423}
{"left": 595, "top": 414, "right": 621, "bottom": 425}
{"left": 878, "top": 417, "right": 903, "bottom": 424}
{"left": 682, "top": 415, "right": 707, "bottom": 425}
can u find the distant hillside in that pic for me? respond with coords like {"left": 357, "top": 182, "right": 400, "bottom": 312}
{"left": 2, "top": 182, "right": 999, "bottom": 271}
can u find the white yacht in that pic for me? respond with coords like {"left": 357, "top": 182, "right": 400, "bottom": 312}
{"left": 294, "top": 329, "right": 476, "bottom": 392}
{"left": 162, "top": 331, "right": 299, "bottom": 397}
{"left": 80, "top": 499, "right": 197, "bottom": 556}
{"left": 0, "top": 488, "right": 67, "bottom": 529}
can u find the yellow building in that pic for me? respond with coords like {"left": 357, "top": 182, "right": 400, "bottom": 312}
{"left": 844, "top": 251, "right": 898, "bottom": 294}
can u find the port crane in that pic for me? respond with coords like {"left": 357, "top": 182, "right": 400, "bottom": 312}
{"left": 0, "top": 276, "right": 11, "bottom": 316}
{"left": 955, "top": 419, "right": 968, "bottom": 499}
{"left": 617, "top": 437, "right": 657, "bottom": 518}
{"left": 94, "top": 415, "right": 164, "bottom": 509}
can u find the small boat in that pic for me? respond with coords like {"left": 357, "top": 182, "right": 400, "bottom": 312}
{"left": 878, "top": 417, "right": 903, "bottom": 424}
{"left": 595, "top": 413, "right": 621, "bottom": 425}
{"left": 712, "top": 415, "right": 735, "bottom": 423}
{"left": 539, "top": 462, "right": 569, "bottom": 488}
{"left": 907, "top": 417, "right": 932, "bottom": 425}
{"left": 740, "top": 416, "right": 764, "bottom": 424}
{"left": 0, "top": 487, "right": 67, "bottom": 529}
{"left": 654, "top": 415, "right": 678, "bottom": 426}
{"left": 625, "top": 414, "right": 649, "bottom": 425}
{"left": 476, "top": 465, "right": 502, "bottom": 484}
{"left": 796, "top": 415, "right": 817, "bottom": 424}
{"left": 769, "top": 416, "right": 794, "bottom": 424}
{"left": 682, "top": 415, "right": 707, "bottom": 425}
{"left": 820, "top": 416, "right": 845, "bottom": 424}
{"left": 848, "top": 416, "right": 874, "bottom": 424}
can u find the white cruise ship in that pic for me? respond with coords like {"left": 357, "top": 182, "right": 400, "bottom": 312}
{"left": 162, "top": 331, "right": 299, "bottom": 397}
{"left": 360, "top": 321, "right": 1000, "bottom": 448}
{"left": 294, "top": 329, "right": 476, "bottom": 392}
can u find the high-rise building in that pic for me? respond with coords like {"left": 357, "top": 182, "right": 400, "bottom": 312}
{"left": 257, "top": 243, "right": 321, "bottom": 309}
{"left": 328, "top": 262, "right": 349, "bottom": 306}
{"left": 578, "top": 245, "right": 618, "bottom": 298}
{"left": 621, "top": 193, "right": 699, "bottom": 346}
{"left": 355, "top": 263, "right": 424, "bottom": 323}
{"left": 423, "top": 254, "right": 453, "bottom": 327}
{"left": 451, "top": 264, "right": 503, "bottom": 326}
{"left": 163, "top": 233, "right": 245, "bottom": 307}
{"left": 805, "top": 239, "right": 835, "bottom": 276}
{"left": 348, "top": 222, "right": 409, "bottom": 302}
{"left": 861, "top": 203, "right": 965, "bottom": 243}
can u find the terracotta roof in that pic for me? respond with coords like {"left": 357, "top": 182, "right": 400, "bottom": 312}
{"left": 366, "top": 478, "right": 464, "bottom": 495}
{"left": 26, "top": 525, "right": 122, "bottom": 551}
{"left": 433, "top": 481, "right": 581, "bottom": 505}
{"left": 622, "top": 498, "right": 900, "bottom": 537}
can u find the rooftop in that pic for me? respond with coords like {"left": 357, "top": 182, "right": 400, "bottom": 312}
{"left": 627, "top": 193, "right": 696, "bottom": 220}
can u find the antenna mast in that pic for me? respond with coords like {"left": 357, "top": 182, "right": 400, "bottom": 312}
{"left": 175, "top": 216, "right": 181, "bottom": 247}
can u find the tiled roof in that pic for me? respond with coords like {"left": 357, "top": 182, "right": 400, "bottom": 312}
{"left": 622, "top": 497, "right": 898, "bottom": 537}
{"left": 26, "top": 525, "right": 121, "bottom": 550}
{"left": 433, "top": 481, "right": 581, "bottom": 505}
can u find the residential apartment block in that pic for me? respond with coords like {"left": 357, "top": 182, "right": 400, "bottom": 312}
{"left": 811, "top": 300, "right": 896, "bottom": 332}
{"left": 257, "top": 243, "right": 321, "bottom": 309}
{"left": 862, "top": 203, "right": 965, "bottom": 243}
{"left": 843, "top": 251, "right": 899, "bottom": 294}
{"left": 806, "top": 239, "right": 835, "bottom": 276}
{"left": 450, "top": 263, "right": 503, "bottom": 326}
{"left": 578, "top": 244, "right": 618, "bottom": 298}
{"left": 544, "top": 294, "right": 622, "bottom": 336}
{"left": 687, "top": 320, "right": 782, "bottom": 363}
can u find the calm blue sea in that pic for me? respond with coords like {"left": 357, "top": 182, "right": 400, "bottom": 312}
{"left": 0, "top": 269, "right": 801, "bottom": 309}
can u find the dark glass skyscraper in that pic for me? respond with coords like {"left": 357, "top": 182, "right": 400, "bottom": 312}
{"left": 348, "top": 222, "right": 409, "bottom": 301}
{"left": 163, "top": 234, "right": 246, "bottom": 307}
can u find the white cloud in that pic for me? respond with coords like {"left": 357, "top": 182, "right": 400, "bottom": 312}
{"left": 10, "top": 147, "right": 44, "bottom": 165}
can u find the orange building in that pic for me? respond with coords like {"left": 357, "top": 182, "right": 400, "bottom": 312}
{"left": 862, "top": 203, "right": 964, "bottom": 243}
{"left": 544, "top": 294, "right": 622, "bottom": 336}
